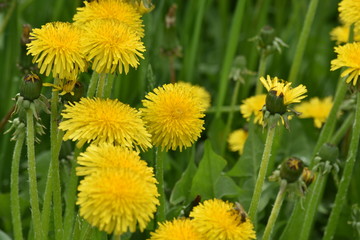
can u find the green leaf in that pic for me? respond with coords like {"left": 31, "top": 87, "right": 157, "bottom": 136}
{"left": 214, "top": 175, "right": 245, "bottom": 198}
{"left": 190, "top": 140, "right": 227, "bottom": 200}
{"left": 207, "top": 117, "right": 227, "bottom": 154}
{"left": 0, "top": 230, "right": 12, "bottom": 240}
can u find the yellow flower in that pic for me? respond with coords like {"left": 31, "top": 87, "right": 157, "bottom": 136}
{"left": 73, "top": 0, "right": 144, "bottom": 37}
{"left": 260, "top": 75, "right": 307, "bottom": 105}
{"left": 27, "top": 22, "right": 86, "bottom": 80}
{"left": 178, "top": 81, "right": 211, "bottom": 110}
{"left": 190, "top": 199, "right": 256, "bottom": 240}
{"left": 141, "top": 83, "right": 205, "bottom": 151}
{"left": 59, "top": 97, "right": 151, "bottom": 150}
{"left": 43, "top": 79, "right": 78, "bottom": 96}
{"left": 227, "top": 129, "right": 248, "bottom": 155}
{"left": 149, "top": 218, "right": 204, "bottom": 240}
{"left": 339, "top": 0, "right": 360, "bottom": 28}
{"left": 331, "top": 42, "right": 360, "bottom": 85}
{"left": 76, "top": 143, "right": 153, "bottom": 177}
{"left": 330, "top": 25, "right": 360, "bottom": 44}
{"left": 240, "top": 94, "right": 266, "bottom": 124}
{"left": 295, "top": 97, "right": 333, "bottom": 128}
{"left": 82, "top": 19, "right": 145, "bottom": 74}
{"left": 77, "top": 169, "right": 159, "bottom": 235}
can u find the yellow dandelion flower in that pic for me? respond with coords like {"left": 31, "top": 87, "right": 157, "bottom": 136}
{"left": 59, "top": 97, "right": 151, "bottom": 150}
{"left": 260, "top": 75, "right": 307, "bottom": 105}
{"left": 43, "top": 79, "right": 78, "bottom": 96}
{"left": 330, "top": 25, "right": 360, "bottom": 44}
{"left": 26, "top": 22, "right": 86, "bottom": 80}
{"left": 331, "top": 42, "right": 360, "bottom": 85}
{"left": 77, "top": 170, "right": 159, "bottom": 235}
{"left": 178, "top": 81, "right": 211, "bottom": 110}
{"left": 76, "top": 143, "right": 153, "bottom": 177}
{"left": 339, "top": 0, "right": 360, "bottom": 27}
{"left": 227, "top": 129, "right": 248, "bottom": 155}
{"left": 295, "top": 97, "right": 333, "bottom": 128}
{"left": 240, "top": 94, "right": 266, "bottom": 124}
{"left": 141, "top": 83, "right": 205, "bottom": 151}
{"left": 73, "top": 0, "right": 144, "bottom": 37}
{"left": 82, "top": 19, "right": 145, "bottom": 74}
{"left": 190, "top": 199, "right": 256, "bottom": 240}
{"left": 149, "top": 218, "right": 204, "bottom": 240}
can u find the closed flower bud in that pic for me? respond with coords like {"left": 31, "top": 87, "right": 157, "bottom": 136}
{"left": 266, "top": 90, "right": 287, "bottom": 114}
{"left": 259, "top": 26, "right": 276, "bottom": 49}
{"left": 280, "top": 157, "right": 304, "bottom": 183}
{"left": 301, "top": 167, "right": 316, "bottom": 187}
{"left": 318, "top": 143, "right": 339, "bottom": 163}
{"left": 20, "top": 73, "right": 42, "bottom": 101}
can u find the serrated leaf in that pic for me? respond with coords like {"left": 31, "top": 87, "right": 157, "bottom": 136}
{"left": 214, "top": 175, "right": 245, "bottom": 198}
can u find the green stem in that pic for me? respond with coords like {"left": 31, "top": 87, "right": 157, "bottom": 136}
{"left": 330, "top": 112, "right": 354, "bottom": 145}
{"left": 248, "top": 121, "right": 277, "bottom": 222}
{"left": 10, "top": 132, "right": 25, "bottom": 240}
{"left": 255, "top": 51, "right": 267, "bottom": 95}
{"left": 288, "top": 0, "right": 319, "bottom": 85}
{"left": 298, "top": 173, "right": 328, "bottom": 240}
{"left": 50, "top": 79, "right": 63, "bottom": 240}
{"left": 0, "top": 0, "right": 16, "bottom": 37}
{"left": 41, "top": 162, "right": 53, "bottom": 239}
{"left": 215, "top": 0, "right": 247, "bottom": 118}
{"left": 206, "top": 105, "right": 240, "bottom": 114}
{"left": 64, "top": 147, "right": 82, "bottom": 240}
{"left": 26, "top": 108, "right": 43, "bottom": 240}
{"left": 155, "top": 147, "right": 166, "bottom": 225}
{"left": 323, "top": 92, "right": 360, "bottom": 240}
{"left": 87, "top": 71, "right": 99, "bottom": 98}
{"left": 104, "top": 74, "right": 115, "bottom": 98}
{"left": 221, "top": 80, "right": 241, "bottom": 154}
{"left": 96, "top": 73, "right": 107, "bottom": 98}
{"left": 262, "top": 180, "right": 287, "bottom": 240}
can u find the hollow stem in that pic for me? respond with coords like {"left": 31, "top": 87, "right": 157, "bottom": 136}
{"left": 330, "top": 112, "right": 354, "bottom": 145}
{"left": 255, "top": 51, "right": 267, "bottom": 95}
{"left": 96, "top": 73, "right": 107, "bottom": 98}
{"left": 262, "top": 180, "right": 287, "bottom": 240}
{"left": 10, "top": 132, "right": 25, "bottom": 240}
{"left": 155, "top": 147, "right": 166, "bottom": 225}
{"left": 87, "top": 71, "right": 99, "bottom": 98}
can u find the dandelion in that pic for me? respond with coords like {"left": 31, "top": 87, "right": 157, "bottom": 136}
{"left": 59, "top": 97, "right": 151, "bottom": 150}
{"left": 26, "top": 22, "right": 86, "bottom": 80}
{"left": 82, "top": 19, "right": 145, "bottom": 74}
{"left": 141, "top": 83, "right": 205, "bottom": 151}
{"left": 240, "top": 94, "right": 266, "bottom": 124}
{"left": 331, "top": 42, "right": 360, "bottom": 86}
{"left": 295, "top": 97, "right": 333, "bottom": 128}
{"left": 227, "top": 129, "right": 248, "bottom": 155}
{"left": 330, "top": 25, "right": 360, "bottom": 44}
{"left": 77, "top": 169, "right": 159, "bottom": 235}
{"left": 190, "top": 199, "right": 256, "bottom": 240}
{"left": 339, "top": 0, "right": 360, "bottom": 28}
{"left": 73, "top": 0, "right": 144, "bottom": 37}
{"left": 178, "top": 81, "right": 211, "bottom": 110}
{"left": 149, "top": 218, "right": 204, "bottom": 240}
{"left": 76, "top": 143, "right": 153, "bottom": 178}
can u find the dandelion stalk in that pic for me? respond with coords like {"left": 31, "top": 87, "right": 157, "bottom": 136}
{"left": 87, "top": 71, "right": 99, "bottom": 98}
{"left": 96, "top": 73, "right": 107, "bottom": 98}
{"left": 330, "top": 112, "right": 354, "bottom": 145}
{"left": 26, "top": 108, "right": 43, "bottom": 240}
{"left": 288, "top": 0, "right": 319, "bottom": 84}
{"left": 155, "top": 147, "right": 166, "bottom": 224}
{"left": 248, "top": 119, "right": 277, "bottom": 221}
{"left": 262, "top": 180, "right": 287, "bottom": 240}
{"left": 255, "top": 51, "right": 268, "bottom": 95}
{"left": 104, "top": 74, "right": 115, "bottom": 98}
{"left": 323, "top": 92, "right": 360, "bottom": 240}
{"left": 10, "top": 132, "right": 25, "bottom": 240}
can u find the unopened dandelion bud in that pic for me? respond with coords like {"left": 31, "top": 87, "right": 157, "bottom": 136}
{"left": 318, "top": 143, "right": 339, "bottom": 163}
{"left": 266, "top": 90, "right": 287, "bottom": 114}
{"left": 280, "top": 157, "right": 304, "bottom": 183}
{"left": 19, "top": 73, "right": 42, "bottom": 101}
{"left": 259, "top": 26, "right": 276, "bottom": 49}
{"left": 301, "top": 167, "right": 316, "bottom": 187}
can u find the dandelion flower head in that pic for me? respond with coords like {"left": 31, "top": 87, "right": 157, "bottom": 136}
{"left": 260, "top": 75, "right": 307, "bottom": 105}
{"left": 295, "top": 97, "right": 333, "bottom": 128}
{"left": 330, "top": 25, "right": 360, "bottom": 44}
{"left": 339, "top": 0, "right": 360, "bottom": 28}
{"left": 59, "top": 97, "right": 151, "bottom": 150}
{"left": 82, "top": 19, "right": 145, "bottom": 74}
{"left": 73, "top": 0, "right": 144, "bottom": 37}
{"left": 76, "top": 143, "right": 153, "bottom": 177}
{"left": 149, "top": 218, "right": 204, "bottom": 240}
{"left": 27, "top": 22, "right": 86, "bottom": 80}
{"left": 141, "top": 83, "right": 205, "bottom": 151}
{"left": 190, "top": 199, "right": 256, "bottom": 240}
{"left": 178, "top": 81, "right": 211, "bottom": 110}
{"left": 240, "top": 94, "right": 266, "bottom": 124}
{"left": 227, "top": 129, "right": 248, "bottom": 155}
{"left": 331, "top": 42, "right": 360, "bottom": 86}
{"left": 77, "top": 169, "right": 159, "bottom": 235}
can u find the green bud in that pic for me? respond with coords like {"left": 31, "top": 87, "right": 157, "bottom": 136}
{"left": 280, "top": 157, "right": 304, "bottom": 183}
{"left": 318, "top": 143, "right": 339, "bottom": 163}
{"left": 301, "top": 167, "right": 316, "bottom": 187}
{"left": 20, "top": 73, "right": 42, "bottom": 101}
{"left": 266, "top": 90, "right": 287, "bottom": 114}
{"left": 61, "top": 81, "right": 84, "bottom": 103}
{"left": 259, "top": 26, "right": 276, "bottom": 49}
